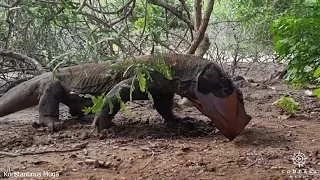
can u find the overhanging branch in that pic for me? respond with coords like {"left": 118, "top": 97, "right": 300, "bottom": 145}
{"left": 147, "top": 0, "right": 194, "bottom": 29}
{"left": 187, "top": 0, "right": 215, "bottom": 54}
{"left": 0, "top": 50, "right": 46, "bottom": 73}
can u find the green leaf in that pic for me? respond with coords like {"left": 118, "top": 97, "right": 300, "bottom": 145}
{"left": 82, "top": 107, "right": 92, "bottom": 115}
{"left": 106, "top": 97, "right": 114, "bottom": 114}
{"left": 312, "top": 88, "right": 320, "bottom": 98}
{"left": 272, "top": 96, "right": 300, "bottom": 115}
{"left": 134, "top": 17, "right": 146, "bottom": 30}
{"left": 129, "top": 76, "right": 136, "bottom": 101}
{"left": 156, "top": 62, "right": 173, "bottom": 80}
{"left": 314, "top": 68, "right": 320, "bottom": 78}
{"left": 147, "top": 91, "right": 153, "bottom": 102}
{"left": 81, "top": 93, "right": 105, "bottom": 115}
{"left": 115, "top": 93, "right": 132, "bottom": 117}
{"left": 137, "top": 71, "right": 147, "bottom": 92}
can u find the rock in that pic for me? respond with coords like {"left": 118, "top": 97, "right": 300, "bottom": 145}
{"left": 232, "top": 76, "right": 245, "bottom": 82}
{"left": 77, "top": 161, "right": 84, "bottom": 165}
{"left": 104, "top": 161, "right": 112, "bottom": 168}
{"left": 81, "top": 132, "right": 90, "bottom": 140}
{"left": 175, "top": 151, "right": 184, "bottom": 156}
{"left": 69, "top": 154, "right": 77, "bottom": 158}
{"left": 94, "top": 160, "right": 100, "bottom": 168}
{"left": 139, "top": 146, "right": 151, "bottom": 151}
{"left": 205, "top": 166, "right": 216, "bottom": 172}
{"left": 216, "top": 173, "right": 226, "bottom": 176}
{"left": 84, "top": 159, "right": 96, "bottom": 165}
{"left": 33, "top": 160, "right": 46, "bottom": 165}
{"left": 83, "top": 149, "right": 88, "bottom": 155}
{"left": 128, "top": 157, "right": 134, "bottom": 164}
{"left": 72, "top": 142, "right": 89, "bottom": 149}
{"left": 305, "top": 90, "right": 316, "bottom": 97}
{"left": 181, "top": 146, "right": 192, "bottom": 152}
{"left": 178, "top": 97, "right": 194, "bottom": 107}
{"left": 250, "top": 83, "right": 260, "bottom": 87}
{"left": 185, "top": 160, "right": 195, "bottom": 167}
{"left": 277, "top": 115, "right": 291, "bottom": 120}
{"left": 234, "top": 80, "right": 251, "bottom": 88}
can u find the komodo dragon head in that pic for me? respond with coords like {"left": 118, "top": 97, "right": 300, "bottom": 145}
{"left": 184, "top": 63, "right": 251, "bottom": 141}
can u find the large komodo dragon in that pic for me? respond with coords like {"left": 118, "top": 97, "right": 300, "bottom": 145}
{"left": 0, "top": 53, "right": 251, "bottom": 141}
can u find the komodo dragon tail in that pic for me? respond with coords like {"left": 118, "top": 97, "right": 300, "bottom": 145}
{"left": 0, "top": 76, "right": 42, "bottom": 118}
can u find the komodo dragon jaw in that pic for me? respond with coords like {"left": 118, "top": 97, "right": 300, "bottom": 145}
{"left": 190, "top": 90, "right": 251, "bottom": 141}
{"left": 186, "top": 63, "right": 252, "bottom": 141}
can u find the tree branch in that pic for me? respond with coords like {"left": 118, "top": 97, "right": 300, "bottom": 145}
{"left": 78, "top": 0, "right": 136, "bottom": 27}
{"left": 0, "top": 50, "right": 46, "bottom": 73}
{"left": 147, "top": 0, "right": 194, "bottom": 29}
{"left": 85, "top": 0, "right": 134, "bottom": 15}
{"left": 194, "top": 0, "right": 202, "bottom": 30}
{"left": 187, "top": 0, "right": 215, "bottom": 54}
{"left": 0, "top": 3, "right": 10, "bottom": 8}
{"left": 179, "top": 0, "right": 194, "bottom": 39}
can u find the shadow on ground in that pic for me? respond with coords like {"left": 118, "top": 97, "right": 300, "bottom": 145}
{"left": 234, "top": 126, "right": 294, "bottom": 148}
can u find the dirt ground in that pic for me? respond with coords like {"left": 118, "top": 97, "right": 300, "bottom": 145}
{"left": 0, "top": 63, "right": 319, "bottom": 180}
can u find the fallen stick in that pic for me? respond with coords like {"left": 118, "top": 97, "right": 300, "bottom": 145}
{"left": 0, "top": 142, "right": 88, "bottom": 157}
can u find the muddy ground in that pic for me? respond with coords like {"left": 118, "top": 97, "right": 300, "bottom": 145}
{"left": 0, "top": 63, "right": 319, "bottom": 180}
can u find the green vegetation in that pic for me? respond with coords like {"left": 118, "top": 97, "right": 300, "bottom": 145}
{"left": 273, "top": 96, "right": 300, "bottom": 115}
{"left": 82, "top": 56, "right": 173, "bottom": 115}
{"left": 270, "top": 0, "right": 320, "bottom": 92}
{"left": 82, "top": 93, "right": 106, "bottom": 115}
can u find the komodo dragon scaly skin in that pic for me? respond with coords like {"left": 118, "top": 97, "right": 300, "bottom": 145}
{"left": 0, "top": 62, "right": 112, "bottom": 124}
{"left": 0, "top": 53, "right": 251, "bottom": 140}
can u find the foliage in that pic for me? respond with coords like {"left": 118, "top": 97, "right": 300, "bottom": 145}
{"left": 82, "top": 56, "right": 173, "bottom": 115}
{"left": 110, "top": 55, "right": 172, "bottom": 99}
{"left": 0, "top": 0, "right": 194, "bottom": 73}
{"left": 273, "top": 96, "right": 300, "bottom": 115}
{"left": 270, "top": 0, "right": 320, "bottom": 87}
{"left": 208, "top": 0, "right": 296, "bottom": 76}
{"left": 313, "top": 68, "right": 320, "bottom": 98}
{"left": 213, "top": 0, "right": 292, "bottom": 54}
{"left": 82, "top": 93, "right": 106, "bottom": 115}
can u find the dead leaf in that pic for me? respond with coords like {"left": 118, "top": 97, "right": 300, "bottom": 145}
{"left": 278, "top": 115, "right": 291, "bottom": 120}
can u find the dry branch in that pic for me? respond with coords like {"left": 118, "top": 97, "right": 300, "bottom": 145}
{"left": 0, "top": 142, "right": 89, "bottom": 157}
{"left": 0, "top": 3, "right": 10, "bottom": 8}
{"left": 0, "top": 50, "right": 46, "bottom": 73}
{"left": 147, "top": 0, "right": 194, "bottom": 29}
{"left": 194, "top": 0, "right": 202, "bottom": 30}
{"left": 77, "top": 0, "right": 136, "bottom": 28}
{"left": 85, "top": 0, "right": 134, "bottom": 15}
{"left": 178, "top": 0, "right": 194, "bottom": 39}
{"left": 187, "top": 0, "right": 215, "bottom": 54}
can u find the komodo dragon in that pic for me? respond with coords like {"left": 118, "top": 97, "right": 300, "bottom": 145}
{"left": 0, "top": 53, "right": 251, "bottom": 141}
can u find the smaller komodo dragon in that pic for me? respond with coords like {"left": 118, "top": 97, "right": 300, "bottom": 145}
{"left": 0, "top": 53, "right": 251, "bottom": 141}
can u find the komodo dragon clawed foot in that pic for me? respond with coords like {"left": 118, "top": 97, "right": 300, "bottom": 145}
{"left": 32, "top": 120, "right": 64, "bottom": 132}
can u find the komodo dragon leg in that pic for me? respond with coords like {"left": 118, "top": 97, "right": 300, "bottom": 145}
{"left": 38, "top": 80, "right": 63, "bottom": 127}
{"left": 92, "top": 77, "right": 177, "bottom": 132}
{"left": 152, "top": 93, "right": 178, "bottom": 121}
